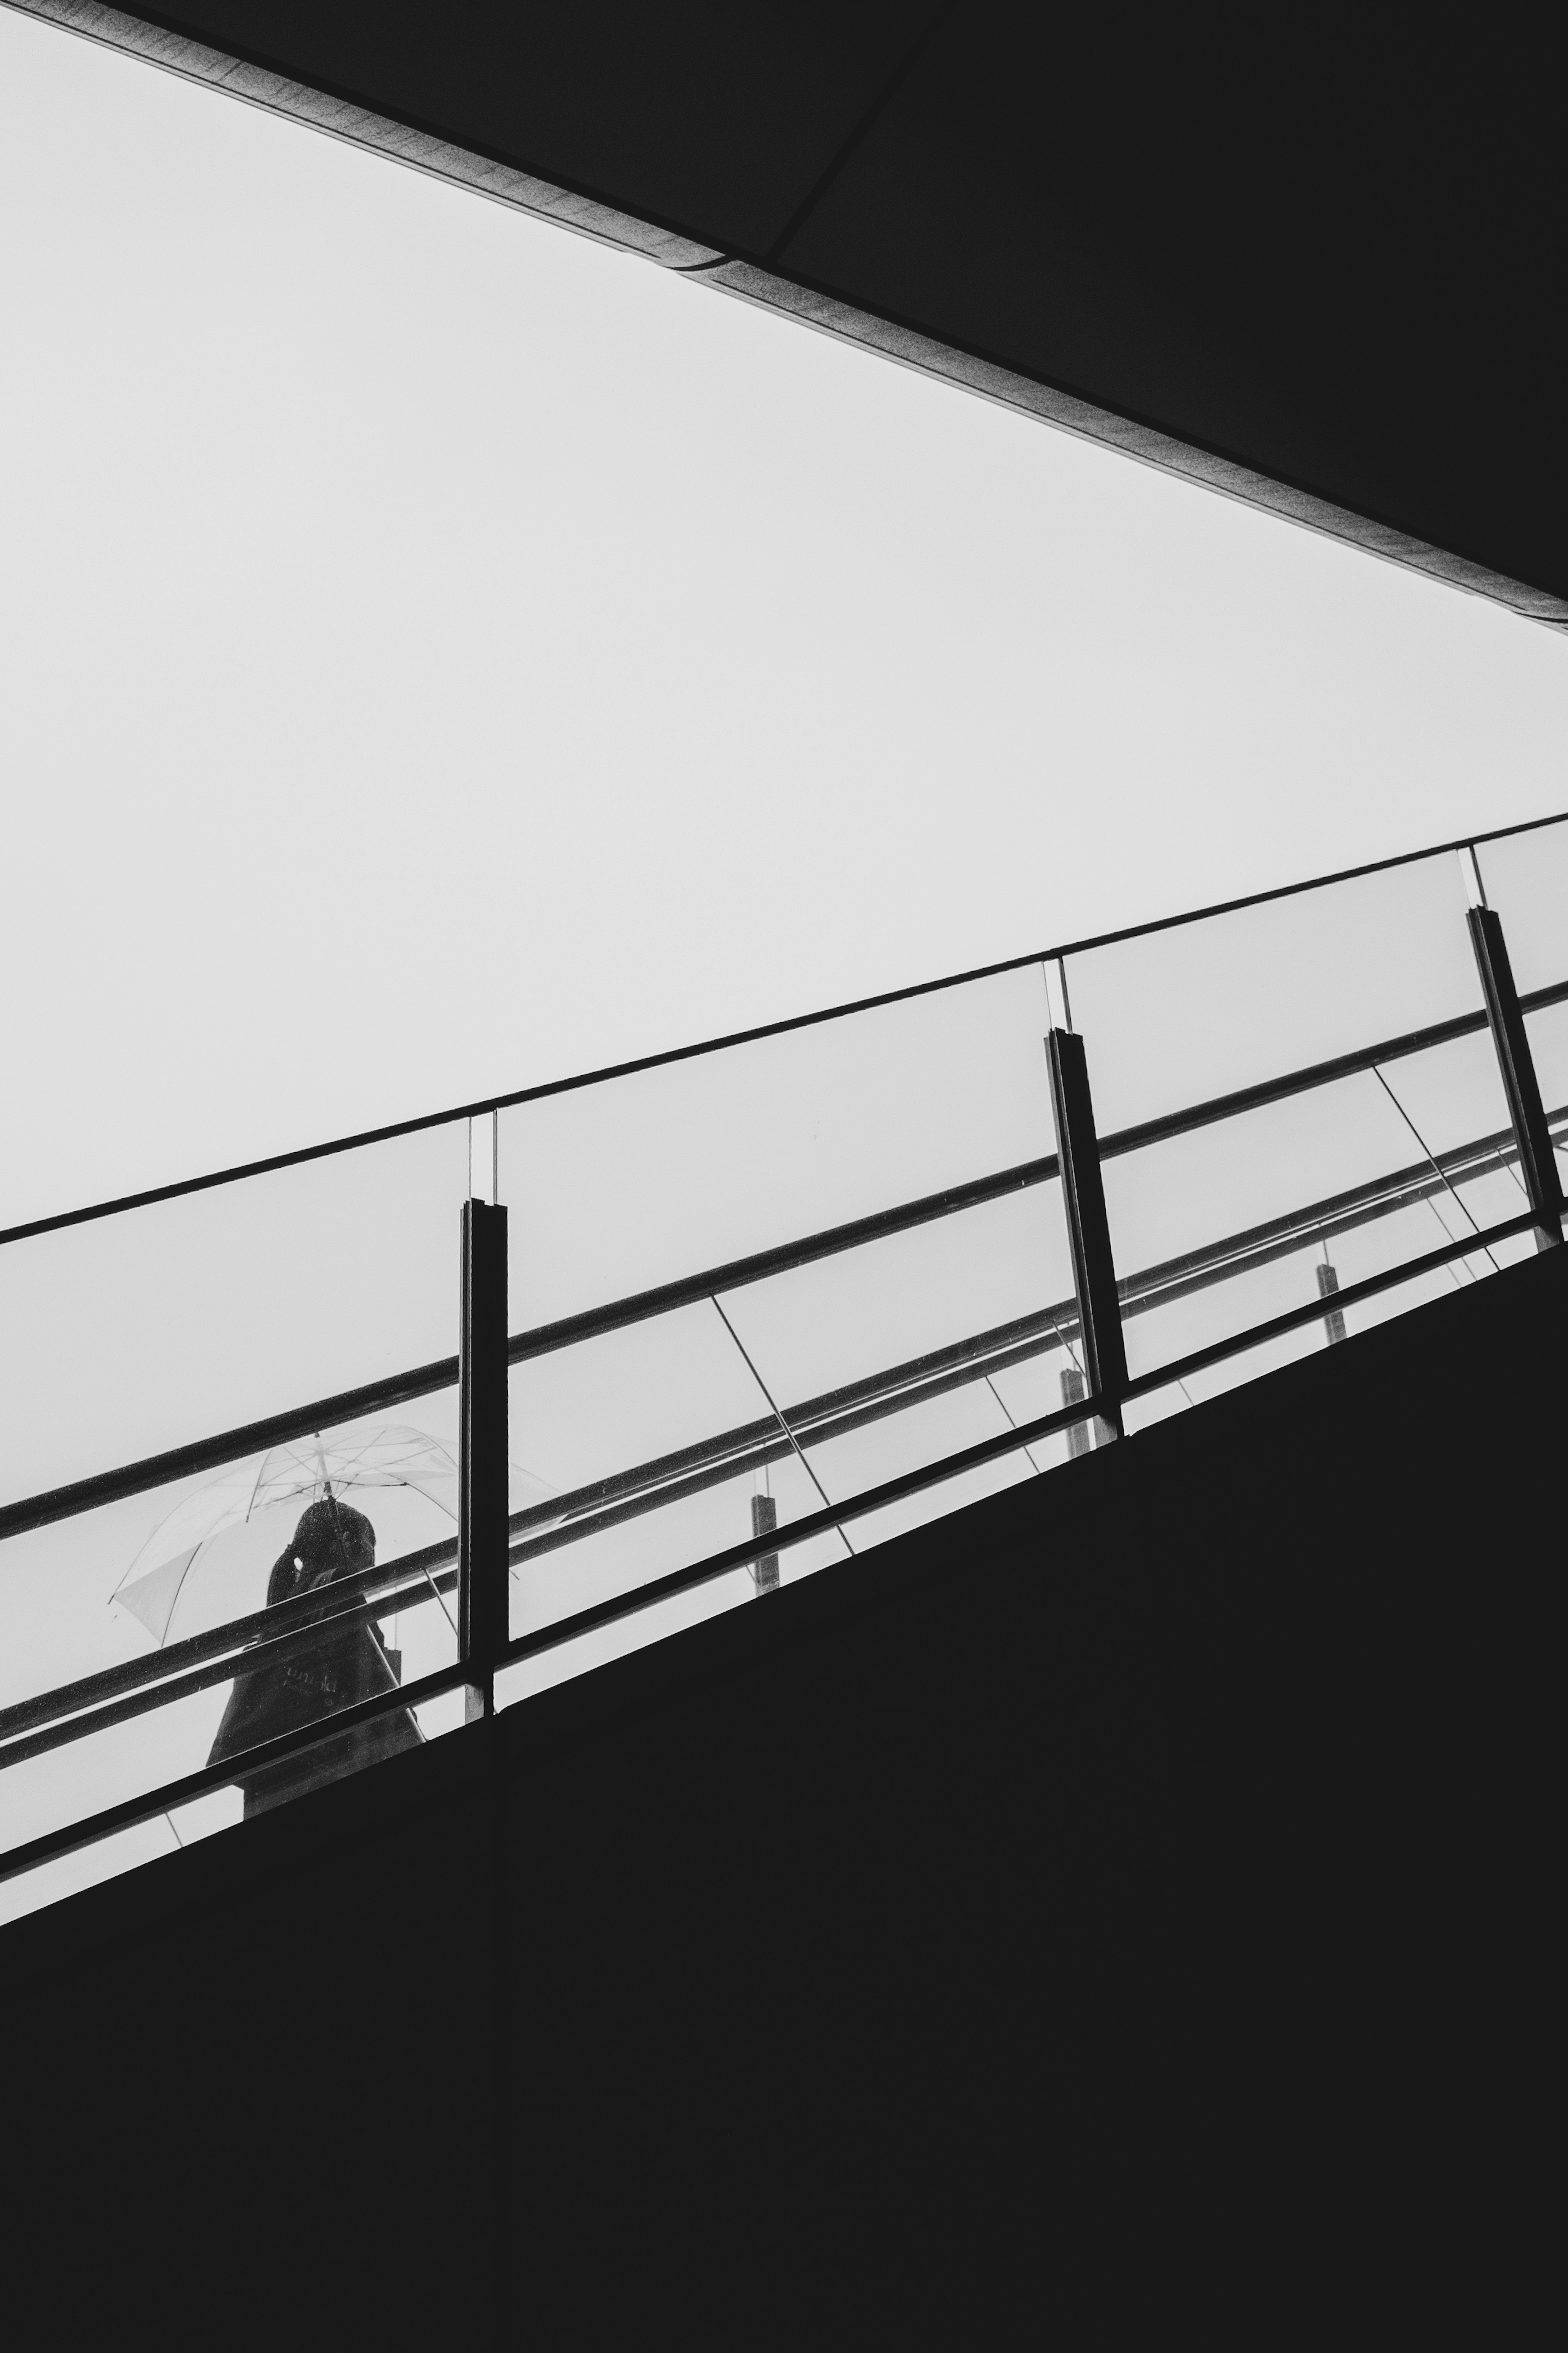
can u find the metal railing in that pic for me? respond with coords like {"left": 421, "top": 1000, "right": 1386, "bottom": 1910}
{"left": 4, "top": 812, "right": 1565, "bottom": 1894}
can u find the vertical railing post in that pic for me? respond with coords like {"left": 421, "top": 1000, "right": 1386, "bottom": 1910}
{"left": 750, "top": 1488, "right": 780, "bottom": 1592}
{"left": 459, "top": 1196, "right": 509, "bottom": 1721}
{"left": 1466, "top": 902, "right": 1563, "bottom": 1250}
{"left": 1059, "top": 1365, "right": 1094, "bottom": 1457}
{"left": 1316, "top": 1259, "right": 1348, "bottom": 1344}
{"left": 1045, "top": 1028, "right": 1128, "bottom": 1442}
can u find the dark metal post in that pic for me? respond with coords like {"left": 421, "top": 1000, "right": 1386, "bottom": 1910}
{"left": 750, "top": 1490, "right": 780, "bottom": 1592}
{"left": 1316, "top": 1261, "right": 1348, "bottom": 1345}
{"left": 1467, "top": 905, "right": 1563, "bottom": 1249}
{"left": 1060, "top": 1365, "right": 1094, "bottom": 1457}
{"left": 459, "top": 1198, "right": 509, "bottom": 1720}
{"left": 1045, "top": 1029, "right": 1127, "bottom": 1441}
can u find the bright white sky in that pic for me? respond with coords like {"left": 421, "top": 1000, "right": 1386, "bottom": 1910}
{"left": 4, "top": 4, "right": 1567, "bottom": 1230}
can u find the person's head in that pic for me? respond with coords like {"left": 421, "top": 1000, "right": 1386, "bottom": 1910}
{"left": 288, "top": 1494, "right": 376, "bottom": 1587}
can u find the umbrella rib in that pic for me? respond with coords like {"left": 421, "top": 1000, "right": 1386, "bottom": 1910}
{"left": 160, "top": 1546, "right": 207, "bottom": 1652}
{"left": 123, "top": 1423, "right": 467, "bottom": 1648}
{"left": 245, "top": 1447, "right": 268, "bottom": 1524}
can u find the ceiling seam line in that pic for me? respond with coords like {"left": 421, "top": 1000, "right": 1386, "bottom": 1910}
{"left": 762, "top": 0, "right": 956, "bottom": 265}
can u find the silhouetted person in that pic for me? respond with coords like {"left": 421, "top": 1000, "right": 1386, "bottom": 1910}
{"left": 208, "top": 1494, "right": 421, "bottom": 1819}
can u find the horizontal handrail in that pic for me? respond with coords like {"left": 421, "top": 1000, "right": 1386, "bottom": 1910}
{"left": 4, "top": 810, "right": 1564, "bottom": 1252}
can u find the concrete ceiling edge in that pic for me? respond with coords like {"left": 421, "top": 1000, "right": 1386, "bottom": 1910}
{"left": 15, "top": 0, "right": 1568, "bottom": 634}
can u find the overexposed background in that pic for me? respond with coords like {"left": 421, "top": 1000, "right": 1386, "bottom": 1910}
{"left": 4, "top": 4, "right": 1567, "bottom": 1230}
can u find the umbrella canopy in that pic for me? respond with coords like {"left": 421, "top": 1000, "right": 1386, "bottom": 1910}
{"left": 113, "top": 1424, "right": 553, "bottom": 1647}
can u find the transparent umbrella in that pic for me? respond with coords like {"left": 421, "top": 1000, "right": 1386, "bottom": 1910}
{"left": 112, "top": 1423, "right": 555, "bottom": 1647}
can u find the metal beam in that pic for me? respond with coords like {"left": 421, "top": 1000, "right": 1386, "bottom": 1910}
{"left": 459, "top": 1200, "right": 509, "bottom": 1719}
{"left": 11, "top": 0, "right": 1567, "bottom": 627}
{"left": 1045, "top": 1029, "right": 1127, "bottom": 1437}
{"left": 1468, "top": 908, "right": 1563, "bottom": 1248}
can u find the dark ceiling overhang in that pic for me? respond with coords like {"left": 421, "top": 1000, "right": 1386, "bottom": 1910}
{"left": 17, "top": 0, "right": 1568, "bottom": 627}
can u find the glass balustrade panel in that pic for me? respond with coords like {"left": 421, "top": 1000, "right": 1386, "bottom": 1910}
{"left": 498, "top": 961, "right": 1056, "bottom": 1330}
{"left": 1473, "top": 818, "right": 1568, "bottom": 999}
{"left": 1062, "top": 850, "right": 1484, "bottom": 1139}
{"left": 506, "top": 1173, "right": 1083, "bottom": 1648}
{"left": 507, "top": 1303, "right": 848, "bottom": 1648}
{"left": 10, "top": 816, "right": 1566, "bottom": 1917}
{"left": 1523, "top": 1001, "right": 1568, "bottom": 1170}
{"left": 722, "top": 1179, "right": 1084, "bottom": 1543}
{"left": 0, "top": 1119, "right": 467, "bottom": 1876}
{"left": 0, "top": 1119, "right": 469, "bottom": 1512}
{"left": 1102, "top": 1029, "right": 1525, "bottom": 1383}
{"left": 0, "top": 1389, "right": 464, "bottom": 1865}
{"left": 1122, "top": 1245, "right": 1528, "bottom": 1438}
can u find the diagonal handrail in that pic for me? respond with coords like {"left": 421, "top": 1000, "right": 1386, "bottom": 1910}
{"left": 8, "top": 1198, "right": 1541, "bottom": 1884}
{"left": 4, "top": 810, "right": 1565, "bottom": 1256}
{"left": 8, "top": 986, "right": 1566, "bottom": 1548}
{"left": 5, "top": 1109, "right": 1539, "bottom": 1759}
